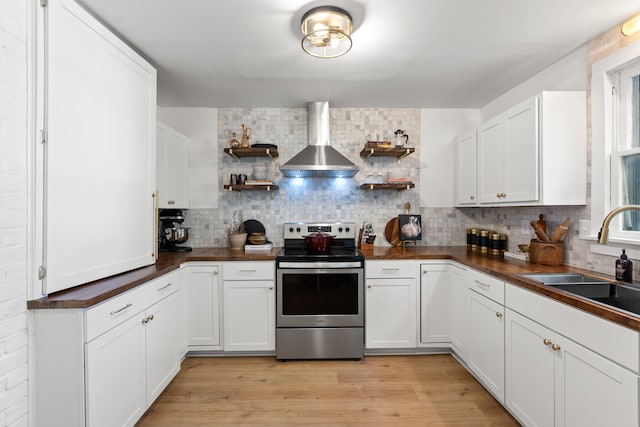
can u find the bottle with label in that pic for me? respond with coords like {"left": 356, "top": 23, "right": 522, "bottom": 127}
{"left": 615, "top": 249, "right": 633, "bottom": 282}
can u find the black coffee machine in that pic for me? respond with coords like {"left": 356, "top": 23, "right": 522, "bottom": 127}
{"left": 158, "top": 209, "right": 192, "bottom": 252}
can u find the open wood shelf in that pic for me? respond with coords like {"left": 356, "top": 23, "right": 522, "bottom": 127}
{"left": 224, "top": 147, "right": 279, "bottom": 159}
{"left": 360, "top": 183, "right": 415, "bottom": 191}
{"left": 359, "top": 147, "right": 415, "bottom": 159}
{"left": 224, "top": 184, "right": 279, "bottom": 192}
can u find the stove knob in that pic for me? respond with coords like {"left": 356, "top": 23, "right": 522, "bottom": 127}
{"left": 288, "top": 227, "right": 294, "bottom": 233}
{"left": 338, "top": 227, "right": 343, "bottom": 233}
{"left": 345, "top": 227, "right": 350, "bottom": 233}
{"left": 296, "top": 227, "right": 301, "bottom": 233}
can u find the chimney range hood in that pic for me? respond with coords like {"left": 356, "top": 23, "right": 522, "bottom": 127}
{"left": 279, "top": 102, "right": 359, "bottom": 178}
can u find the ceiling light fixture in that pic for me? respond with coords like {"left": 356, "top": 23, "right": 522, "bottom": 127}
{"left": 301, "top": 6, "right": 352, "bottom": 59}
{"left": 622, "top": 14, "right": 640, "bottom": 36}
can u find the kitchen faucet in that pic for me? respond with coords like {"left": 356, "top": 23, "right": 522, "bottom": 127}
{"left": 598, "top": 205, "right": 640, "bottom": 243}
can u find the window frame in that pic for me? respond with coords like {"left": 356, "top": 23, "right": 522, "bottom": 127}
{"left": 591, "top": 38, "right": 640, "bottom": 248}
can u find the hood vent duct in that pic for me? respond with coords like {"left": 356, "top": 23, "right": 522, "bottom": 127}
{"left": 280, "top": 102, "right": 359, "bottom": 178}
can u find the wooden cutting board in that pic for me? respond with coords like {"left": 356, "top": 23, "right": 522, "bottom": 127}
{"left": 384, "top": 217, "right": 402, "bottom": 247}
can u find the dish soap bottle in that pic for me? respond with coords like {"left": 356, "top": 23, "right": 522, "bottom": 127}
{"left": 615, "top": 249, "right": 633, "bottom": 282}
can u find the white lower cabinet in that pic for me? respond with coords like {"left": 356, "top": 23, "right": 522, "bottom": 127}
{"left": 187, "top": 264, "right": 221, "bottom": 349}
{"left": 506, "top": 308, "right": 639, "bottom": 427}
{"left": 365, "top": 260, "right": 417, "bottom": 349}
{"left": 85, "top": 313, "right": 146, "bottom": 427}
{"left": 468, "top": 289, "right": 505, "bottom": 403}
{"left": 419, "top": 263, "right": 451, "bottom": 344}
{"left": 222, "top": 262, "right": 275, "bottom": 351}
{"left": 449, "top": 263, "right": 468, "bottom": 358}
{"left": 85, "top": 288, "right": 180, "bottom": 427}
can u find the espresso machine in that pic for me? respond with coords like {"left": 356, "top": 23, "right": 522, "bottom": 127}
{"left": 158, "top": 209, "right": 192, "bottom": 252}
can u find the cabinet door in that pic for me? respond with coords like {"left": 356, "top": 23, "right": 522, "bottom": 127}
{"left": 85, "top": 314, "right": 146, "bottom": 427}
{"left": 157, "top": 122, "right": 190, "bottom": 209}
{"left": 455, "top": 130, "right": 478, "bottom": 206}
{"left": 449, "top": 264, "right": 468, "bottom": 358}
{"left": 555, "top": 335, "right": 639, "bottom": 427}
{"left": 505, "top": 309, "right": 555, "bottom": 427}
{"left": 420, "top": 264, "right": 451, "bottom": 343}
{"left": 223, "top": 280, "right": 275, "bottom": 351}
{"left": 477, "top": 116, "right": 505, "bottom": 204}
{"left": 503, "top": 97, "right": 539, "bottom": 203}
{"left": 468, "top": 290, "right": 505, "bottom": 403}
{"left": 366, "top": 278, "right": 417, "bottom": 349}
{"left": 42, "top": 0, "right": 156, "bottom": 294}
{"left": 188, "top": 265, "right": 221, "bottom": 348}
{"left": 145, "top": 292, "right": 180, "bottom": 404}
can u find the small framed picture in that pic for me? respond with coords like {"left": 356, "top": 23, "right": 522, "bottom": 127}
{"left": 399, "top": 215, "right": 422, "bottom": 241}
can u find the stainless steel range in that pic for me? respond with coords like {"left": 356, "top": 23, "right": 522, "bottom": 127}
{"left": 276, "top": 221, "right": 364, "bottom": 360}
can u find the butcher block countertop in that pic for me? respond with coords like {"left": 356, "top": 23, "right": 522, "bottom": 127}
{"left": 28, "top": 246, "right": 640, "bottom": 331}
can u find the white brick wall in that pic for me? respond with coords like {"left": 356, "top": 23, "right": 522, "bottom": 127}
{"left": 0, "top": 0, "right": 29, "bottom": 426}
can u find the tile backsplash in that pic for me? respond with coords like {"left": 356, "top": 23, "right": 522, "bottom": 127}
{"left": 184, "top": 106, "right": 630, "bottom": 278}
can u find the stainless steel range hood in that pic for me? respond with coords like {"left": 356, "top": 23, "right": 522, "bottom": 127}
{"left": 280, "top": 102, "right": 359, "bottom": 178}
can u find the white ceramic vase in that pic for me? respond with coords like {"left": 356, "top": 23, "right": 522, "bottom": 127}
{"left": 229, "top": 233, "right": 247, "bottom": 250}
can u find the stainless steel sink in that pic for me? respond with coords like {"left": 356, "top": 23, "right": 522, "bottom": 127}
{"left": 521, "top": 273, "right": 640, "bottom": 316}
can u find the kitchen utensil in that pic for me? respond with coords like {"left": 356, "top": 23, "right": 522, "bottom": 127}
{"left": 530, "top": 221, "right": 550, "bottom": 241}
{"left": 549, "top": 217, "right": 571, "bottom": 241}
{"left": 536, "top": 214, "right": 547, "bottom": 234}
{"left": 304, "top": 231, "right": 336, "bottom": 252}
{"left": 165, "top": 227, "right": 189, "bottom": 243}
{"left": 384, "top": 217, "right": 401, "bottom": 246}
{"left": 394, "top": 129, "right": 409, "bottom": 148}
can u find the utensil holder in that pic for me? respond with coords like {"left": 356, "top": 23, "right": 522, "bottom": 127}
{"left": 529, "top": 240, "right": 564, "bottom": 266}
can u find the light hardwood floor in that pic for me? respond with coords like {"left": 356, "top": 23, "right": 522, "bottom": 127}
{"left": 137, "top": 354, "right": 519, "bottom": 426}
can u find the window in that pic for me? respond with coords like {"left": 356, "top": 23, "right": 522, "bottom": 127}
{"left": 590, "top": 38, "right": 640, "bottom": 247}
{"left": 612, "top": 63, "right": 640, "bottom": 236}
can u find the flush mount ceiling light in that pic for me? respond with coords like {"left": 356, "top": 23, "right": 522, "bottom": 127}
{"left": 622, "top": 14, "right": 640, "bottom": 36}
{"left": 301, "top": 6, "right": 352, "bottom": 59}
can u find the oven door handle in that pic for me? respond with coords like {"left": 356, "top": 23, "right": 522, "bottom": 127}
{"left": 278, "top": 261, "right": 362, "bottom": 269}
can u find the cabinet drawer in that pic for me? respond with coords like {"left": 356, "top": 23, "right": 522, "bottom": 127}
{"left": 366, "top": 260, "right": 416, "bottom": 278}
{"left": 85, "top": 285, "right": 149, "bottom": 342}
{"left": 85, "top": 273, "right": 180, "bottom": 342}
{"left": 468, "top": 269, "right": 504, "bottom": 305}
{"left": 223, "top": 262, "right": 274, "bottom": 281}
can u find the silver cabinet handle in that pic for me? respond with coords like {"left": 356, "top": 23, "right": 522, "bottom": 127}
{"left": 382, "top": 268, "right": 400, "bottom": 271}
{"left": 110, "top": 303, "right": 132, "bottom": 315}
{"left": 157, "top": 282, "right": 172, "bottom": 292}
{"left": 141, "top": 314, "right": 154, "bottom": 324}
{"left": 239, "top": 269, "right": 257, "bottom": 272}
{"left": 474, "top": 280, "right": 490, "bottom": 290}
{"left": 213, "top": 270, "right": 219, "bottom": 275}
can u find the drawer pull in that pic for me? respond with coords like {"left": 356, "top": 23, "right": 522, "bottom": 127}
{"left": 110, "top": 303, "right": 132, "bottom": 315}
{"left": 239, "top": 269, "right": 257, "bottom": 273}
{"left": 552, "top": 344, "right": 561, "bottom": 352}
{"left": 495, "top": 312, "right": 503, "bottom": 318}
{"left": 543, "top": 338, "right": 552, "bottom": 346}
{"left": 141, "top": 314, "right": 154, "bottom": 324}
{"left": 474, "top": 280, "right": 490, "bottom": 290}
{"left": 157, "top": 282, "right": 173, "bottom": 292}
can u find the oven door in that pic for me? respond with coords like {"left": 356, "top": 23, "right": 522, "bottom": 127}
{"left": 276, "top": 267, "right": 363, "bottom": 328}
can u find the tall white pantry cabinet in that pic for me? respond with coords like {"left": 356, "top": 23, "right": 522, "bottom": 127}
{"left": 35, "top": 0, "right": 157, "bottom": 296}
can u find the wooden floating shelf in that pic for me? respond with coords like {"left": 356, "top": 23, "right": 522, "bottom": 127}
{"left": 224, "top": 184, "right": 279, "bottom": 192}
{"left": 359, "top": 147, "right": 415, "bottom": 159}
{"left": 224, "top": 147, "right": 279, "bottom": 159}
{"left": 360, "top": 183, "right": 415, "bottom": 191}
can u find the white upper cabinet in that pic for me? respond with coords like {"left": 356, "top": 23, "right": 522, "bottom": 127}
{"left": 38, "top": 0, "right": 157, "bottom": 294}
{"left": 474, "top": 91, "right": 586, "bottom": 207}
{"left": 157, "top": 122, "right": 190, "bottom": 209}
{"left": 454, "top": 130, "right": 478, "bottom": 206}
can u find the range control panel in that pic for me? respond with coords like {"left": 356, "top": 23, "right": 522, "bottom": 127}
{"left": 283, "top": 222, "right": 356, "bottom": 240}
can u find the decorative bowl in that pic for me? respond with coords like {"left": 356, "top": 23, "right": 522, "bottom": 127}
{"left": 518, "top": 244, "right": 530, "bottom": 253}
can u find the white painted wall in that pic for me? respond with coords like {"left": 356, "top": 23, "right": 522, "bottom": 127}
{"left": 157, "top": 107, "right": 219, "bottom": 209}
{"left": 481, "top": 45, "right": 588, "bottom": 119}
{"left": 0, "top": 0, "right": 30, "bottom": 425}
{"left": 419, "top": 109, "right": 481, "bottom": 207}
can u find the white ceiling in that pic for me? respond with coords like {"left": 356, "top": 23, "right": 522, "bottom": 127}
{"left": 78, "top": 0, "right": 639, "bottom": 108}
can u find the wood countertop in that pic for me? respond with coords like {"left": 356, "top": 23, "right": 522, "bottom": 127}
{"left": 28, "top": 245, "right": 640, "bottom": 331}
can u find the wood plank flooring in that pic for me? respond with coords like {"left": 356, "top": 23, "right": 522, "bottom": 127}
{"left": 137, "top": 355, "right": 519, "bottom": 426}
